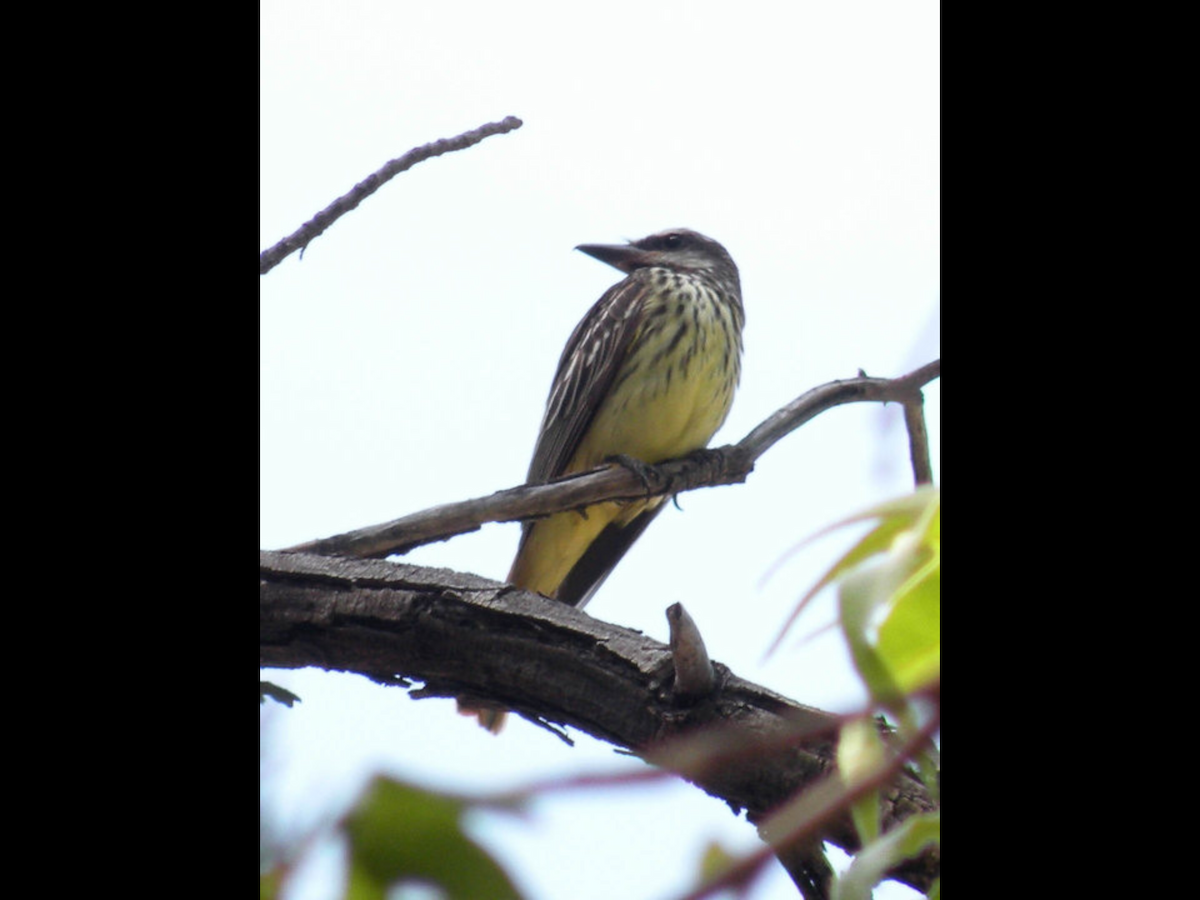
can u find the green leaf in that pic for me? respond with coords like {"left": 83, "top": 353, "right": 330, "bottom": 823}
{"left": 876, "top": 560, "right": 940, "bottom": 693}
{"left": 342, "top": 776, "right": 524, "bottom": 900}
{"left": 829, "top": 489, "right": 940, "bottom": 705}
{"left": 766, "top": 504, "right": 914, "bottom": 656}
{"left": 697, "top": 839, "right": 739, "bottom": 884}
{"left": 831, "top": 812, "right": 940, "bottom": 900}
{"left": 840, "top": 564, "right": 908, "bottom": 710}
{"left": 260, "top": 867, "right": 282, "bottom": 900}
{"left": 837, "top": 718, "right": 883, "bottom": 845}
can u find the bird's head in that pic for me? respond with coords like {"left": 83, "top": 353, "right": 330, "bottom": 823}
{"left": 576, "top": 229, "right": 738, "bottom": 285}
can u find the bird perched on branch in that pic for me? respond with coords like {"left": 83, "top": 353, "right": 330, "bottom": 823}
{"left": 463, "top": 228, "right": 744, "bottom": 731}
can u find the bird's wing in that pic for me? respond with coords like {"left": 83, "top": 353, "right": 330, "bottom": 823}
{"left": 525, "top": 272, "right": 651, "bottom": 485}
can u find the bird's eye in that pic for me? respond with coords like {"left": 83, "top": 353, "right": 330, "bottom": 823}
{"left": 663, "top": 233, "right": 683, "bottom": 249}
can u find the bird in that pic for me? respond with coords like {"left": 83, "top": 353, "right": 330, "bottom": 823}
{"left": 463, "top": 228, "right": 744, "bottom": 731}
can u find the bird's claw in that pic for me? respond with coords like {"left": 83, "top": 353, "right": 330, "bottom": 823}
{"left": 605, "top": 454, "right": 664, "bottom": 495}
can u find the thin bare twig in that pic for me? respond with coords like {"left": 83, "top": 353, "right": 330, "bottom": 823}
{"left": 260, "top": 116, "right": 524, "bottom": 275}
{"left": 284, "top": 359, "right": 941, "bottom": 559}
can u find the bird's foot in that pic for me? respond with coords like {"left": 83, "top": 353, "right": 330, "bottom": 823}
{"left": 605, "top": 454, "right": 665, "bottom": 495}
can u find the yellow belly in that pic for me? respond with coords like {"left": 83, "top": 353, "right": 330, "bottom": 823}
{"left": 510, "top": 275, "right": 741, "bottom": 600}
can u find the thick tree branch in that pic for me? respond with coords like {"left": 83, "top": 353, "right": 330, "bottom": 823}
{"left": 259, "top": 116, "right": 524, "bottom": 275}
{"left": 260, "top": 550, "right": 939, "bottom": 893}
{"left": 263, "top": 362, "right": 940, "bottom": 894}
{"left": 286, "top": 360, "right": 940, "bottom": 559}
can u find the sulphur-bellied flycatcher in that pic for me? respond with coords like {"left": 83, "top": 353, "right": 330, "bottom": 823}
{"left": 463, "top": 228, "right": 744, "bottom": 731}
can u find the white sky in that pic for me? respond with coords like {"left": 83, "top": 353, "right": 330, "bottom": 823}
{"left": 261, "top": 2, "right": 939, "bottom": 898}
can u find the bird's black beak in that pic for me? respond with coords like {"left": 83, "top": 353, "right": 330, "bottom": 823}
{"left": 575, "top": 242, "right": 652, "bottom": 274}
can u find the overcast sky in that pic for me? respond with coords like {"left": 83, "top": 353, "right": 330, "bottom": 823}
{"left": 261, "top": 2, "right": 939, "bottom": 898}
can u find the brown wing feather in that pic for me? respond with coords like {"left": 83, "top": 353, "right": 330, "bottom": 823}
{"left": 525, "top": 272, "right": 652, "bottom": 485}
{"left": 509, "top": 272, "right": 653, "bottom": 587}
